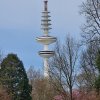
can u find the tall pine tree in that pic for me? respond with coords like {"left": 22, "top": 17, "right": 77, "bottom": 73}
{"left": 0, "top": 54, "right": 32, "bottom": 100}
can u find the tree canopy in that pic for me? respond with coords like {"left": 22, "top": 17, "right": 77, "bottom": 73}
{"left": 0, "top": 54, "right": 32, "bottom": 100}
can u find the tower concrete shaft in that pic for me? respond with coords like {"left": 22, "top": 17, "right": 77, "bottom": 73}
{"left": 36, "top": 0, "right": 57, "bottom": 78}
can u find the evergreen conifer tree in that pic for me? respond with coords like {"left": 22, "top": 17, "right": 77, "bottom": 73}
{"left": 0, "top": 54, "right": 32, "bottom": 100}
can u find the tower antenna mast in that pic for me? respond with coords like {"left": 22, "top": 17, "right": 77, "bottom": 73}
{"left": 36, "top": 0, "right": 57, "bottom": 78}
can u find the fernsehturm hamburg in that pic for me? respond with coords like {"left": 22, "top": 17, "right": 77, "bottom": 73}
{"left": 36, "top": 0, "right": 57, "bottom": 78}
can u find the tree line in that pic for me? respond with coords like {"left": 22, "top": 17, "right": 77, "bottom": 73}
{"left": 27, "top": 36, "right": 100, "bottom": 100}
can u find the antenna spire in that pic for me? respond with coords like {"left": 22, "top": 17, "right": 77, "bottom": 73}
{"left": 36, "top": 0, "right": 57, "bottom": 78}
{"left": 44, "top": 0, "right": 48, "bottom": 11}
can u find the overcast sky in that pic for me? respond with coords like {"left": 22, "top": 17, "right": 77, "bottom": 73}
{"left": 0, "top": 0, "right": 85, "bottom": 70}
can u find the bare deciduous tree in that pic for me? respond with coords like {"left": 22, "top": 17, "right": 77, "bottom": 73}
{"left": 27, "top": 67, "right": 57, "bottom": 100}
{"left": 80, "top": 0, "right": 100, "bottom": 42}
{"left": 49, "top": 35, "right": 80, "bottom": 100}
{"left": 77, "top": 40, "right": 100, "bottom": 91}
{"left": 27, "top": 66, "right": 42, "bottom": 85}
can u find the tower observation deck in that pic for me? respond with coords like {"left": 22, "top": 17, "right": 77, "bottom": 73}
{"left": 36, "top": 0, "right": 57, "bottom": 78}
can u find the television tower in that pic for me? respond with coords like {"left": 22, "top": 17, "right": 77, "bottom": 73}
{"left": 36, "top": 0, "right": 57, "bottom": 78}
